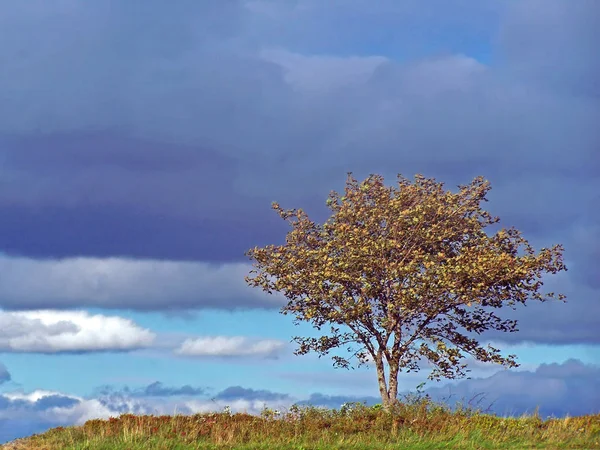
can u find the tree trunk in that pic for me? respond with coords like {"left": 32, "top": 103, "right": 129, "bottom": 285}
{"left": 375, "top": 348, "right": 401, "bottom": 413}
{"left": 388, "top": 359, "right": 400, "bottom": 406}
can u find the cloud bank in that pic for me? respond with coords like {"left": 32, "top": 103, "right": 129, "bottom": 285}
{"left": 0, "top": 359, "right": 598, "bottom": 444}
{"left": 0, "top": 254, "right": 283, "bottom": 312}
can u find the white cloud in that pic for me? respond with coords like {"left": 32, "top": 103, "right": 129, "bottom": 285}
{"left": 175, "top": 336, "right": 286, "bottom": 357}
{"left": 2, "top": 389, "right": 59, "bottom": 403}
{"left": 0, "top": 254, "right": 284, "bottom": 311}
{"left": 0, "top": 310, "right": 155, "bottom": 352}
{"left": 0, "top": 389, "right": 129, "bottom": 426}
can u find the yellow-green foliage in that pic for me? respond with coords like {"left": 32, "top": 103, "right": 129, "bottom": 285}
{"left": 245, "top": 172, "right": 568, "bottom": 408}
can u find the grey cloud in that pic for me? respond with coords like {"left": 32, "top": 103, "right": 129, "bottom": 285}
{"left": 478, "top": 246, "right": 600, "bottom": 345}
{"left": 214, "top": 386, "right": 292, "bottom": 403}
{"left": 0, "top": 201, "right": 286, "bottom": 263}
{"left": 94, "top": 392, "right": 168, "bottom": 416}
{"left": 498, "top": 0, "right": 600, "bottom": 98}
{"left": 174, "top": 336, "right": 287, "bottom": 358}
{"left": 1, "top": 132, "right": 215, "bottom": 173}
{"left": 32, "top": 395, "right": 80, "bottom": 412}
{"left": 93, "top": 381, "right": 209, "bottom": 398}
{"left": 143, "top": 382, "right": 208, "bottom": 398}
{"left": 0, "top": 255, "right": 284, "bottom": 312}
{"left": 0, "top": 0, "right": 596, "bottom": 351}
{"left": 568, "top": 223, "right": 600, "bottom": 290}
{"left": 289, "top": 360, "right": 600, "bottom": 419}
{"left": 0, "top": 1, "right": 253, "bottom": 133}
{"left": 536, "top": 359, "right": 596, "bottom": 378}
{"left": 423, "top": 359, "right": 600, "bottom": 419}
{"left": 89, "top": 385, "right": 298, "bottom": 421}
{"left": 0, "top": 0, "right": 595, "bottom": 242}
{"left": 0, "top": 314, "right": 79, "bottom": 339}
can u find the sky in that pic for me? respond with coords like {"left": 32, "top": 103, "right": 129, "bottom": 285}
{"left": 0, "top": 0, "right": 599, "bottom": 444}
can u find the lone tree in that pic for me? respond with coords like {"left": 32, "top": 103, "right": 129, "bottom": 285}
{"left": 245, "top": 173, "right": 567, "bottom": 410}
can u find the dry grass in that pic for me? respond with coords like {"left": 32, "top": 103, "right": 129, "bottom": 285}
{"left": 2, "top": 392, "right": 598, "bottom": 449}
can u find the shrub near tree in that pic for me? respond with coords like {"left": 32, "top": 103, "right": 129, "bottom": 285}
{"left": 245, "top": 173, "right": 567, "bottom": 412}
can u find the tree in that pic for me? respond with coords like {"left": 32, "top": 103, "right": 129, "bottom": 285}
{"left": 245, "top": 173, "right": 567, "bottom": 411}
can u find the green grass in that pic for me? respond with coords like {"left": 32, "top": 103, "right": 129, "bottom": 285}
{"left": 3, "top": 393, "right": 599, "bottom": 449}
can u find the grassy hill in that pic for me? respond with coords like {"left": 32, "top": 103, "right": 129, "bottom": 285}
{"left": 2, "top": 395, "right": 599, "bottom": 449}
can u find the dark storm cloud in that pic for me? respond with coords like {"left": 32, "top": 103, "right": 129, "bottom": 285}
{"left": 1, "top": 0, "right": 596, "bottom": 263}
{"left": 0, "top": 0, "right": 597, "bottom": 345}
{"left": 0, "top": 200, "right": 284, "bottom": 263}
{"left": 479, "top": 278, "right": 600, "bottom": 345}
{"left": 3, "top": 2, "right": 589, "bottom": 246}
{"left": 497, "top": 0, "right": 600, "bottom": 98}
{"left": 1, "top": 132, "right": 217, "bottom": 173}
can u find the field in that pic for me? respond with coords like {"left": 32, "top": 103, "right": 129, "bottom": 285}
{"left": 2, "top": 393, "right": 599, "bottom": 449}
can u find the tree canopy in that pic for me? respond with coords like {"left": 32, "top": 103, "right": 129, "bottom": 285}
{"left": 245, "top": 172, "right": 567, "bottom": 409}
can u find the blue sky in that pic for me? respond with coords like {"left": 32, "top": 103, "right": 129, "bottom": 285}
{"left": 0, "top": 0, "right": 599, "bottom": 444}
